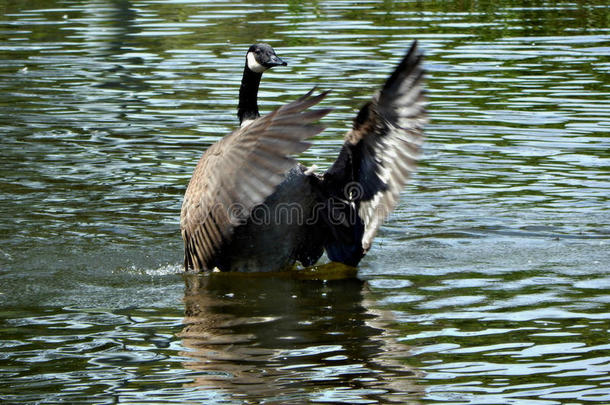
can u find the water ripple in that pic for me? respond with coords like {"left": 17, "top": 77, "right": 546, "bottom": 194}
{"left": 0, "top": 0, "right": 609, "bottom": 403}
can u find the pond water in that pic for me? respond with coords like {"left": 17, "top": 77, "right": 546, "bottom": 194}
{"left": 1, "top": 0, "right": 609, "bottom": 403}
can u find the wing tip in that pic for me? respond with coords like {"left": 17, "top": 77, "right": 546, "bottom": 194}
{"left": 381, "top": 40, "right": 425, "bottom": 96}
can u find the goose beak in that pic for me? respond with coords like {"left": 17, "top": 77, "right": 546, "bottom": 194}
{"left": 266, "top": 55, "right": 287, "bottom": 68}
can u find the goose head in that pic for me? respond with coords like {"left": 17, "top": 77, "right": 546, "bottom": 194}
{"left": 245, "top": 43, "right": 287, "bottom": 73}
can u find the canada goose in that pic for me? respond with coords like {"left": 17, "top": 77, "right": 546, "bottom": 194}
{"left": 181, "top": 42, "right": 426, "bottom": 272}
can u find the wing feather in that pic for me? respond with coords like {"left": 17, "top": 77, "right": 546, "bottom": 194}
{"left": 181, "top": 91, "right": 331, "bottom": 270}
{"left": 323, "top": 41, "right": 427, "bottom": 261}
{"left": 356, "top": 42, "right": 427, "bottom": 251}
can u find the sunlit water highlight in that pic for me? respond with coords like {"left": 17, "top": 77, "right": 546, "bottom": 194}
{"left": 1, "top": 0, "right": 609, "bottom": 403}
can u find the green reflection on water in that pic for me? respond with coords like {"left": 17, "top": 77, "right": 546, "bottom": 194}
{"left": 0, "top": 0, "right": 609, "bottom": 403}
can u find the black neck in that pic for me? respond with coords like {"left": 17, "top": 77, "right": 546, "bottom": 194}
{"left": 238, "top": 65, "right": 262, "bottom": 124}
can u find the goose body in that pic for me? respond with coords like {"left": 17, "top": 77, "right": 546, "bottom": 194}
{"left": 181, "top": 42, "right": 427, "bottom": 272}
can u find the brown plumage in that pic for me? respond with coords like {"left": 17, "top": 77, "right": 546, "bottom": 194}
{"left": 180, "top": 41, "right": 427, "bottom": 272}
{"left": 181, "top": 90, "right": 331, "bottom": 271}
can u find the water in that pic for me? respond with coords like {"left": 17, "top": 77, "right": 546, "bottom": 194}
{"left": 1, "top": 0, "right": 609, "bottom": 403}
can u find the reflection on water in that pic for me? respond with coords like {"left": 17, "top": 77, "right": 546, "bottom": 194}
{"left": 1, "top": 0, "right": 609, "bottom": 403}
{"left": 179, "top": 272, "right": 422, "bottom": 403}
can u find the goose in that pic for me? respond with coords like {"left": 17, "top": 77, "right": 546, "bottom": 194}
{"left": 181, "top": 42, "right": 427, "bottom": 272}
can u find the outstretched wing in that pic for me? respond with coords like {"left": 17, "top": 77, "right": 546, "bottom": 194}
{"left": 181, "top": 90, "right": 331, "bottom": 271}
{"left": 323, "top": 41, "right": 427, "bottom": 263}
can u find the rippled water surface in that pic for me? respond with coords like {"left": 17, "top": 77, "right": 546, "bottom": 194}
{"left": 1, "top": 0, "right": 609, "bottom": 403}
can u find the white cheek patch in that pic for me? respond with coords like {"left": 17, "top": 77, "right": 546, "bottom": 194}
{"left": 247, "top": 52, "right": 267, "bottom": 73}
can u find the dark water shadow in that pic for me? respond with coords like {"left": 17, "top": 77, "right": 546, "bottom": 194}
{"left": 179, "top": 266, "right": 423, "bottom": 403}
